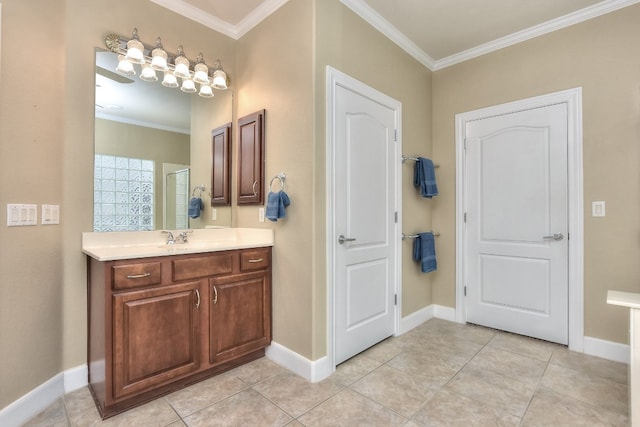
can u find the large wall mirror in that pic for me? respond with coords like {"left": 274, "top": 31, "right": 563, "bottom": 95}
{"left": 94, "top": 49, "right": 233, "bottom": 232}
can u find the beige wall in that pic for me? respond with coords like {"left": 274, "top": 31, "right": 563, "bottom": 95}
{"left": 432, "top": 4, "right": 640, "bottom": 344}
{"left": 95, "top": 119, "right": 190, "bottom": 227}
{"left": 0, "top": 0, "right": 65, "bottom": 407}
{"left": 235, "top": 0, "right": 316, "bottom": 358}
{"left": 1, "top": 0, "right": 236, "bottom": 409}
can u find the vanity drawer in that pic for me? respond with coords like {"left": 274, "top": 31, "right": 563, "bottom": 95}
{"left": 173, "top": 252, "right": 234, "bottom": 281}
{"left": 240, "top": 248, "right": 271, "bottom": 272}
{"left": 112, "top": 262, "right": 162, "bottom": 290}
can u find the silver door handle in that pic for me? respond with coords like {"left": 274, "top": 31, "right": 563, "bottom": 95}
{"left": 338, "top": 235, "right": 356, "bottom": 244}
{"left": 543, "top": 233, "right": 564, "bottom": 241}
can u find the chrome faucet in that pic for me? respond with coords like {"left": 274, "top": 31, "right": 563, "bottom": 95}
{"left": 176, "top": 229, "right": 193, "bottom": 244}
{"left": 161, "top": 230, "right": 175, "bottom": 245}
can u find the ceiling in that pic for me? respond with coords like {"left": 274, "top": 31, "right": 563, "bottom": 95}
{"left": 150, "top": 0, "right": 640, "bottom": 70}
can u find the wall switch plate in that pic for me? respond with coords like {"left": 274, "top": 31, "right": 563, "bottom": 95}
{"left": 7, "top": 204, "right": 37, "bottom": 226}
{"left": 211, "top": 208, "right": 217, "bottom": 221}
{"left": 259, "top": 207, "right": 265, "bottom": 223}
{"left": 592, "top": 201, "right": 606, "bottom": 217}
{"left": 42, "top": 204, "right": 60, "bottom": 225}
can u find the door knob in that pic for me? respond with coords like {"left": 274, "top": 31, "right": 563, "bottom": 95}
{"left": 338, "top": 235, "right": 356, "bottom": 245}
{"left": 542, "top": 233, "right": 564, "bottom": 241}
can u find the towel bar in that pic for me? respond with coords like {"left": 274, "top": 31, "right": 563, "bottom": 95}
{"left": 401, "top": 155, "right": 440, "bottom": 168}
{"left": 402, "top": 231, "right": 440, "bottom": 240}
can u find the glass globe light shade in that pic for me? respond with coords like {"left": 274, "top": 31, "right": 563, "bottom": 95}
{"left": 125, "top": 38, "right": 145, "bottom": 64}
{"left": 116, "top": 55, "right": 135, "bottom": 76}
{"left": 193, "top": 62, "right": 209, "bottom": 85}
{"left": 173, "top": 56, "right": 191, "bottom": 79}
{"left": 212, "top": 69, "right": 227, "bottom": 90}
{"left": 140, "top": 64, "right": 158, "bottom": 82}
{"left": 150, "top": 48, "right": 168, "bottom": 71}
{"left": 162, "top": 72, "right": 178, "bottom": 88}
{"left": 198, "top": 84, "right": 214, "bottom": 98}
{"left": 180, "top": 78, "right": 197, "bottom": 93}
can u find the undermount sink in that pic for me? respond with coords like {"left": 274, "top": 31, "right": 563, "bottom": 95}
{"left": 82, "top": 228, "right": 274, "bottom": 261}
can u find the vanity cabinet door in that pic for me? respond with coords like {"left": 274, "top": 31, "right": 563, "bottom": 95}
{"left": 209, "top": 271, "right": 271, "bottom": 364}
{"left": 237, "top": 110, "right": 265, "bottom": 205}
{"left": 112, "top": 281, "right": 201, "bottom": 399}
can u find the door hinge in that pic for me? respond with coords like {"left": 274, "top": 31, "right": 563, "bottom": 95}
{"left": 394, "top": 294, "right": 398, "bottom": 306}
{"left": 464, "top": 212, "right": 467, "bottom": 223}
{"left": 464, "top": 138, "right": 467, "bottom": 150}
{"left": 395, "top": 212, "right": 398, "bottom": 223}
{"left": 567, "top": 232, "right": 570, "bottom": 240}
{"left": 394, "top": 129, "right": 397, "bottom": 142}
{"left": 464, "top": 286, "right": 467, "bottom": 296}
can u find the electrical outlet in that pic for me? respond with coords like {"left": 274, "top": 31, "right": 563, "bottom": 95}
{"left": 259, "top": 207, "right": 265, "bottom": 222}
{"left": 592, "top": 201, "right": 605, "bottom": 217}
{"left": 211, "top": 208, "right": 217, "bottom": 221}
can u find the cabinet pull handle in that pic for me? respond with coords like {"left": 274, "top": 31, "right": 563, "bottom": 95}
{"left": 126, "top": 272, "right": 151, "bottom": 279}
{"left": 252, "top": 180, "right": 258, "bottom": 196}
{"left": 248, "top": 258, "right": 264, "bottom": 263}
{"left": 212, "top": 286, "right": 218, "bottom": 304}
{"left": 195, "top": 289, "right": 200, "bottom": 309}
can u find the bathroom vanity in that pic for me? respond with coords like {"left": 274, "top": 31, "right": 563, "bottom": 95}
{"left": 83, "top": 229, "right": 273, "bottom": 418}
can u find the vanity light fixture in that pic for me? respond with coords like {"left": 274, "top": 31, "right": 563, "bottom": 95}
{"left": 104, "top": 28, "right": 230, "bottom": 99}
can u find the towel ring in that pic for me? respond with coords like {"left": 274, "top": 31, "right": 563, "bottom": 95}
{"left": 269, "top": 172, "right": 286, "bottom": 193}
{"left": 192, "top": 184, "right": 206, "bottom": 198}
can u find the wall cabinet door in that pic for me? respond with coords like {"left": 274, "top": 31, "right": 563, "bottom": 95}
{"left": 112, "top": 281, "right": 201, "bottom": 399}
{"left": 209, "top": 271, "right": 271, "bottom": 364}
{"left": 237, "top": 110, "right": 265, "bottom": 205}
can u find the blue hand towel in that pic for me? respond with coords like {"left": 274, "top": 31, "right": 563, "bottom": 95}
{"left": 265, "top": 191, "right": 291, "bottom": 222}
{"left": 413, "top": 232, "right": 437, "bottom": 273}
{"left": 188, "top": 197, "right": 203, "bottom": 219}
{"left": 413, "top": 157, "right": 438, "bottom": 198}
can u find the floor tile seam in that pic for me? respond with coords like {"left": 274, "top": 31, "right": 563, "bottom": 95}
{"left": 547, "top": 351, "right": 630, "bottom": 386}
{"left": 345, "top": 387, "right": 412, "bottom": 422}
{"left": 162, "top": 395, "right": 189, "bottom": 425}
{"left": 532, "top": 384, "right": 630, "bottom": 420}
{"left": 165, "top": 384, "right": 251, "bottom": 421}
{"left": 248, "top": 380, "right": 341, "bottom": 422}
{"left": 516, "top": 346, "right": 554, "bottom": 427}
{"left": 438, "top": 385, "right": 526, "bottom": 422}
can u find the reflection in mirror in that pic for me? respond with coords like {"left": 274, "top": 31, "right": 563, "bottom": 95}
{"left": 94, "top": 49, "right": 232, "bottom": 231}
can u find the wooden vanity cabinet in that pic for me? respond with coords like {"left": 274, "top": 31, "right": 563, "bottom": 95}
{"left": 87, "top": 247, "right": 272, "bottom": 419}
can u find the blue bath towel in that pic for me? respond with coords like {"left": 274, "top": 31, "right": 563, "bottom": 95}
{"left": 265, "top": 191, "right": 290, "bottom": 222}
{"left": 413, "top": 157, "right": 438, "bottom": 198}
{"left": 413, "top": 232, "right": 437, "bottom": 273}
{"left": 188, "top": 197, "right": 203, "bottom": 219}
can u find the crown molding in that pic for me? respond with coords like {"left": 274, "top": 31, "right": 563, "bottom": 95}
{"left": 339, "top": 0, "right": 436, "bottom": 70}
{"left": 341, "top": 0, "right": 640, "bottom": 72}
{"left": 149, "top": 0, "right": 289, "bottom": 40}
{"left": 433, "top": 0, "right": 640, "bottom": 70}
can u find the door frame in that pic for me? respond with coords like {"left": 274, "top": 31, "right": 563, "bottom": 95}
{"left": 326, "top": 66, "right": 402, "bottom": 372}
{"left": 455, "top": 87, "right": 584, "bottom": 351}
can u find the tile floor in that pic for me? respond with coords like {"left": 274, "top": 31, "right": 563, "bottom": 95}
{"left": 24, "top": 319, "right": 629, "bottom": 426}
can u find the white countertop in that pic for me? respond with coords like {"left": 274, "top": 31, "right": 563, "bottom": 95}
{"left": 607, "top": 290, "right": 640, "bottom": 310}
{"left": 82, "top": 228, "right": 274, "bottom": 261}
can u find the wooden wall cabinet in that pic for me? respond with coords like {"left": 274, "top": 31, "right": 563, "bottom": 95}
{"left": 211, "top": 123, "right": 231, "bottom": 206}
{"left": 87, "top": 247, "right": 271, "bottom": 418}
{"left": 237, "top": 110, "right": 265, "bottom": 205}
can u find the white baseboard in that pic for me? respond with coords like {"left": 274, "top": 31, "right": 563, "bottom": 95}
{"left": 266, "top": 341, "right": 333, "bottom": 383}
{"left": 583, "top": 336, "right": 630, "bottom": 364}
{"left": 433, "top": 305, "right": 457, "bottom": 322}
{"left": 0, "top": 364, "right": 87, "bottom": 427}
{"left": 399, "top": 304, "right": 434, "bottom": 334}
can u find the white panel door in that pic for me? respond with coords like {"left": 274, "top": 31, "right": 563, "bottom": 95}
{"left": 334, "top": 83, "right": 398, "bottom": 364}
{"left": 465, "top": 103, "right": 569, "bottom": 344}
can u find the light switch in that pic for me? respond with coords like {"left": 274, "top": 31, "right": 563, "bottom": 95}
{"left": 7, "top": 204, "right": 37, "bottom": 226}
{"left": 211, "top": 208, "right": 217, "bottom": 221}
{"left": 258, "top": 207, "right": 265, "bottom": 223}
{"left": 42, "top": 204, "right": 60, "bottom": 225}
{"left": 592, "top": 201, "right": 606, "bottom": 217}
